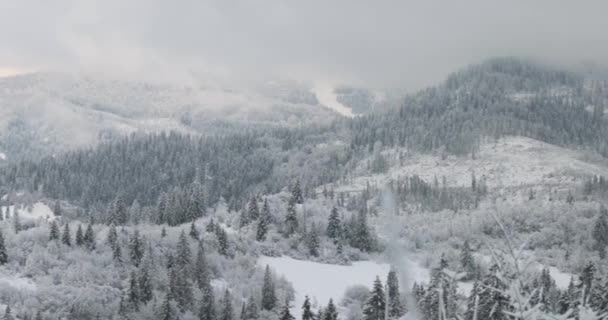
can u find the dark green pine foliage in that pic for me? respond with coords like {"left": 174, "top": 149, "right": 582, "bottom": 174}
{"left": 292, "top": 180, "right": 304, "bottom": 204}
{"left": 161, "top": 226, "right": 167, "bottom": 238}
{"left": 464, "top": 281, "right": 480, "bottom": 320}
{"left": 129, "top": 230, "right": 144, "bottom": 267}
{"left": 113, "top": 241, "right": 122, "bottom": 263}
{"left": 301, "top": 296, "right": 314, "bottom": 320}
{"left": 0, "top": 230, "right": 7, "bottom": 265}
{"left": 239, "top": 209, "right": 250, "bottom": 229}
{"left": 61, "top": 223, "right": 71, "bottom": 246}
{"left": 279, "top": 300, "right": 295, "bottom": 320}
{"left": 159, "top": 291, "right": 176, "bottom": 320}
{"left": 580, "top": 261, "right": 596, "bottom": 302}
{"left": 460, "top": 240, "right": 476, "bottom": 278}
{"left": 284, "top": 197, "right": 298, "bottom": 237}
{"left": 256, "top": 199, "right": 271, "bottom": 241}
{"left": 248, "top": 197, "right": 260, "bottom": 221}
{"left": 84, "top": 224, "right": 95, "bottom": 250}
{"left": 138, "top": 262, "right": 153, "bottom": 304}
{"left": 244, "top": 296, "right": 258, "bottom": 320}
{"left": 326, "top": 207, "right": 341, "bottom": 242}
{"left": 307, "top": 223, "right": 320, "bottom": 257}
{"left": 261, "top": 265, "right": 277, "bottom": 311}
{"left": 387, "top": 270, "right": 404, "bottom": 318}
{"left": 190, "top": 221, "right": 200, "bottom": 240}
{"left": 110, "top": 195, "right": 129, "bottom": 225}
{"left": 354, "top": 209, "right": 372, "bottom": 252}
{"left": 107, "top": 224, "right": 118, "bottom": 249}
{"left": 216, "top": 227, "right": 229, "bottom": 256}
{"left": 206, "top": 219, "right": 216, "bottom": 233}
{"left": 156, "top": 194, "right": 168, "bottom": 225}
{"left": 593, "top": 206, "right": 608, "bottom": 259}
{"left": 363, "top": 277, "right": 385, "bottom": 320}
{"left": 199, "top": 285, "right": 216, "bottom": 320}
{"left": 49, "top": 220, "right": 60, "bottom": 241}
{"left": 420, "top": 256, "right": 458, "bottom": 320}
{"left": 128, "top": 271, "right": 140, "bottom": 310}
{"left": 323, "top": 299, "right": 338, "bottom": 320}
{"left": 194, "top": 241, "right": 211, "bottom": 291}
{"left": 75, "top": 224, "right": 84, "bottom": 246}
{"left": 475, "top": 265, "right": 509, "bottom": 320}
{"left": 173, "top": 231, "right": 193, "bottom": 311}
{"left": 53, "top": 201, "right": 62, "bottom": 217}
{"left": 220, "top": 289, "right": 234, "bottom": 320}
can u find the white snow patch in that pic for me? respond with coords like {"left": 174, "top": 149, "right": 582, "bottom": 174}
{"left": 1, "top": 202, "right": 56, "bottom": 221}
{"left": 259, "top": 256, "right": 389, "bottom": 316}
{"left": 0, "top": 273, "right": 37, "bottom": 291}
{"left": 0, "top": 152, "right": 6, "bottom": 161}
{"left": 311, "top": 83, "right": 354, "bottom": 118}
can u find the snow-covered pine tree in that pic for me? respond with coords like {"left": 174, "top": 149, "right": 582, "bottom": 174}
{"left": 0, "top": 230, "right": 7, "bottom": 265}
{"left": 129, "top": 229, "right": 144, "bottom": 267}
{"left": 279, "top": 299, "right": 295, "bottom": 320}
{"left": 113, "top": 240, "right": 122, "bottom": 263}
{"left": 127, "top": 271, "right": 140, "bottom": 309}
{"left": 158, "top": 291, "right": 176, "bottom": 320}
{"left": 190, "top": 221, "right": 200, "bottom": 240}
{"left": 220, "top": 289, "right": 234, "bottom": 320}
{"left": 460, "top": 239, "right": 476, "bottom": 277}
{"left": 138, "top": 262, "right": 153, "bottom": 304}
{"left": 475, "top": 265, "right": 508, "bottom": 320}
{"left": 175, "top": 230, "right": 192, "bottom": 274}
{"left": 307, "top": 223, "right": 320, "bottom": 257}
{"left": 194, "top": 240, "right": 211, "bottom": 291}
{"left": 363, "top": 277, "right": 386, "bottom": 320}
{"left": 216, "top": 227, "right": 229, "bottom": 256}
{"left": 261, "top": 265, "right": 277, "bottom": 311}
{"left": 248, "top": 196, "right": 260, "bottom": 221}
{"left": 387, "top": 270, "right": 404, "bottom": 318}
{"left": 592, "top": 207, "right": 608, "bottom": 259}
{"left": 49, "top": 220, "right": 60, "bottom": 241}
{"left": 256, "top": 198, "right": 271, "bottom": 241}
{"left": 61, "top": 223, "right": 71, "bottom": 246}
{"left": 84, "top": 224, "right": 95, "bottom": 250}
{"left": 199, "top": 284, "right": 216, "bottom": 320}
{"left": 244, "top": 296, "right": 259, "bottom": 320}
{"left": 292, "top": 180, "right": 304, "bottom": 204}
{"left": 464, "top": 281, "right": 480, "bottom": 320}
{"left": 284, "top": 197, "right": 298, "bottom": 237}
{"left": 326, "top": 207, "right": 341, "bottom": 242}
{"left": 302, "top": 296, "right": 314, "bottom": 320}
{"left": 323, "top": 299, "right": 338, "bottom": 320}
{"left": 75, "top": 224, "right": 84, "bottom": 246}
{"left": 107, "top": 224, "right": 118, "bottom": 249}
{"left": 354, "top": 209, "right": 372, "bottom": 252}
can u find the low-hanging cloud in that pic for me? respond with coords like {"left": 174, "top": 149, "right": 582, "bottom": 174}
{"left": 2, "top": 0, "right": 608, "bottom": 90}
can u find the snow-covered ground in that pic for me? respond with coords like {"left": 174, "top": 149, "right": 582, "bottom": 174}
{"left": 329, "top": 136, "right": 608, "bottom": 194}
{"left": 311, "top": 83, "right": 355, "bottom": 118}
{"left": 1, "top": 202, "right": 56, "bottom": 221}
{"left": 258, "top": 255, "right": 434, "bottom": 317}
{"left": 0, "top": 273, "right": 36, "bottom": 291}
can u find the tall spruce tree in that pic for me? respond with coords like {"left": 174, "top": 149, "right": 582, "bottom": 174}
{"left": 248, "top": 197, "right": 260, "bottom": 221}
{"left": 130, "top": 230, "right": 144, "bottom": 267}
{"left": 363, "top": 277, "right": 385, "bottom": 320}
{"left": 128, "top": 271, "right": 140, "bottom": 309}
{"left": 355, "top": 210, "right": 372, "bottom": 252}
{"left": 190, "top": 221, "right": 200, "bottom": 240}
{"left": 279, "top": 300, "right": 295, "bottom": 320}
{"left": 84, "top": 224, "right": 95, "bottom": 250}
{"left": 159, "top": 291, "right": 176, "bottom": 320}
{"left": 220, "top": 289, "right": 234, "bottom": 320}
{"left": 61, "top": 223, "right": 71, "bottom": 246}
{"left": 244, "top": 296, "right": 259, "bottom": 320}
{"left": 139, "top": 263, "right": 153, "bottom": 304}
{"left": 75, "top": 224, "right": 84, "bottom": 246}
{"left": 387, "top": 270, "right": 404, "bottom": 318}
{"left": 326, "top": 207, "right": 341, "bottom": 242}
{"left": 307, "top": 223, "right": 320, "bottom": 257}
{"left": 593, "top": 207, "right": 608, "bottom": 259}
{"left": 256, "top": 199, "right": 271, "bottom": 241}
{"left": 284, "top": 197, "right": 298, "bottom": 237}
{"left": 302, "top": 296, "right": 314, "bottom": 320}
{"left": 199, "top": 285, "right": 216, "bottom": 320}
{"left": 49, "top": 220, "right": 60, "bottom": 241}
{"left": 323, "top": 299, "right": 338, "bottom": 320}
{"left": 261, "top": 265, "right": 277, "bottom": 311}
{"left": 460, "top": 240, "right": 476, "bottom": 277}
{"left": 0, "top": 230, "right": 7, "bottom": 265}
{"left": 292, "top": 180, "right": 304, "bottom": 204}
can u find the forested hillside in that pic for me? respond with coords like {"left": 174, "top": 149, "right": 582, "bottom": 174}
{"left": 1, "top": 58, "right": 608, "bottom": 320}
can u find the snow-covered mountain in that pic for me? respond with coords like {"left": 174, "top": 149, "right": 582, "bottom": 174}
{"left": 0, "top": 73, "right": 385, "bottom": 161}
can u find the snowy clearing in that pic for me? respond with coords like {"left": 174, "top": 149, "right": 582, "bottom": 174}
{"left": 1, "top": 202, "right": 56, "bottom": 221}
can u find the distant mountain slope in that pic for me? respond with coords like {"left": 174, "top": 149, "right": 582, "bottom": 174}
{"left": 0, "top": 73, "right": 349, "bottom": 161}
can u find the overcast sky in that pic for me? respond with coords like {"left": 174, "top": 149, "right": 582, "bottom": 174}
{"left": 2, "top": 0, "right": 608, "bottom": 90}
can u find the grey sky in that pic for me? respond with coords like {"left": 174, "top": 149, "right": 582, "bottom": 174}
{"left": 1, "top": 0, "right": 608, "bottom": 90}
